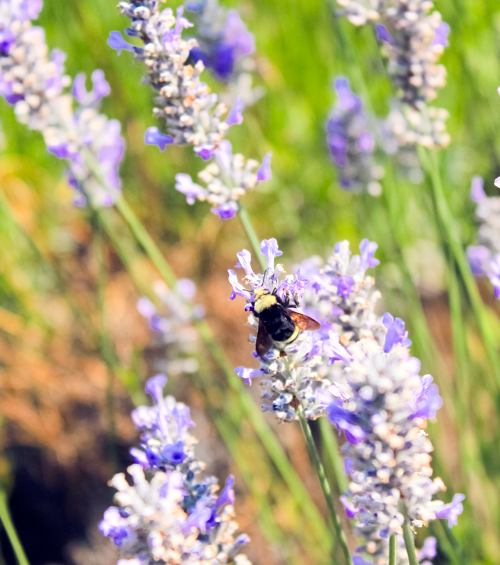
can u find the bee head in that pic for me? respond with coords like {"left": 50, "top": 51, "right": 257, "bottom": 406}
{"left": 253, "top": 287, "right": 277, "bottom": 314}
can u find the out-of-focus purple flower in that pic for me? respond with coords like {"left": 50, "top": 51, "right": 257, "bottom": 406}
{"left": 340, "top": 495, "right": 360, "bottom": 518}
{"left": 194, "top": 143, "right": 216, "bottom": 160}
{"left": 261, "top": 238, "right": 283, "bottom": 271}
{"left": 467, "top": 245, "right": 490, "bottom": 276}
{"left": 433, "top": 22, "right": 450, "bottom": 47}
{"left": 411, "top": 374, "right": 443, "bottom": 420}
{"left": 256, "top": 152, "right": 272, "bottom": 182}
{"left": 108, "top": 30, "right": 134, "bottom": 54}
{"left": 382, "top": 312, "right": 411, "bottom": 352}
{"left": 0, "top": 0, "right": 125, "bottom": 206}
{"left": 217, "top": 475, "right": 235, "bottom": 508}
{"left": 471, "top": 176, "right": 486, "bottom": 202}
{"left": 418, "top": 537, "right": 437, "bottom": 560}
{"left": 376, "top": 25, "right": 394, "bottom": 46}
{"left": 435, "top": 493, "right": 465, "bottom": 527}
{"left": 175, "top": 173, "right": 206, "bottom": 205}
{"left": 226, "top": 96, "right": 243, "bottom": 125}
{"left": 488, "top": 255, "right": 500, "bottom": 299}
{"left": 235, "top": 366, "right": 263, "bottom": 385}
{"left": 145, "top": 127, "right": 174, "bottom": 151}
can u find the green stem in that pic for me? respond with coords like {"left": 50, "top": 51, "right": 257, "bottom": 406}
{"left": 319, "top": 417, "right": 348, "bottom": 493}
{"left": 238, "top": 206, "right": 266, "bottom": 271}
{"left": 92, "top": 215, "right": 119, "bottom": 472}
{"left": 418, "top": 146, "right": 500, "bottom": 386}
{"left": 389, "top": 533, "right": 397, "bottom": 565}
{"left": 0, "top": 485, "right": 29, "bottom": 565}
{"left": 402, "top": 520, "right": 418, "bottom": 565}
{"left": 297, "top": 407, "right": 352, "bottom": 565}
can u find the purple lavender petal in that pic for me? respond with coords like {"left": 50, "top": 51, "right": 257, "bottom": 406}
{"left": 359, "top": 239, "right": 380, "bottom": 272}
{"left": 260, "top": 238, "right": 283, "bottom": 271}
{"left": 145, "top": 374, "right": 167, "bottom": 404}
{"left": 226, "top": 96, "right": 243, "bottom": 126}
{"left": 194, "top": 144, "right": 216, "bottom": 160}
{"left": 257, "top": 152, "right": 272, "bottom": 182}
{"left": 383, "top": 312, "right": 412, "bottom": 352}
{"left": 340, "top": 495, "right": 359, "bottom": 518}
{"left": 418, "top": 537, "right": 437, "bottom": 560}
{"left": 435, "top": 493, "right": 465, "bottom": 527}
{"left": 175, "top": 173, "right": 206, "bottom": 205}
{"left": 376, "top": 24, "right": 395, "bottom": 45}
{"left": 467, "top": 245, "right": 490, "bottom": 276}
{"left": 217, "top": 475, "right": 235, "bottom": 508}
{"left": 235, "top": 366, "right": 264, "bottom": 385}
{"left": 212, "top": 202, "right": 238, "bottom": 219}
{"left": 144, "top": 127, "right": 173, "bottom": 151}
{"left": 108, "top": 31, "right": 135, "bottom": 55}
{"left": 433, "top": 22, "right": 450, "bottom": 47}
{"left": 91, "top": 69, "right": 111, "bottom": 102}
{"left": 470, "top": 176, "right": 486, "bottom": 202}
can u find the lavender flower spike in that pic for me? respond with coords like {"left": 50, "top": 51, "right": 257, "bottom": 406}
{"left": 0, "top": 0, "right": 125, "bottom": 206}
{"left": 327, "top": 78, "right": 383, "bottom": 195}
{"left": 175, "top": 140, "right": 271, "bottom": 219}
{"left": 467, "top": 175, "right": 500, "bottom": 299}
{"left": 228, "top": 238, "right": 335, "bottom": 421}
{"left": 100, "top": 374, "right": 251, "bottom": 565}
{"left": 111, "top": 1, "right": 230, "bottom": 148}
{"left": 333, "top": 339, "right": 464, "bottom": 564}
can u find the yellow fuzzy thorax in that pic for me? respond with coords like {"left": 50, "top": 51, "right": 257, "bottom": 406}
{"left": 253, "top": 289, "right": 277, "bottom": 313}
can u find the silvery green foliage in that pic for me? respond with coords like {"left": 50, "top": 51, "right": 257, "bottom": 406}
{"left": 137, "top": 279, "right": 204, "bottom": 376}
{"left": 0, "top": 0, "right": 125, "bottom": 205}
{"left": 111, "top": 0, "right": 229, "bottom": 147}
{"left": 100, "top": 375, "right": 251, "bottom": 565}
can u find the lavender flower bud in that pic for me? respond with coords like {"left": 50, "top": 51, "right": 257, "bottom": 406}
{"left": 327, "top": 78, "right": 383, "bottom": 195}
{"left": 110, "top": 1, "right": 230, "bottom": 148}
{"left": 100, "top": 374, "right": 251, "bottom": 564}
{"left": 0, "top": 0, "right": 125, "bottom": 206}
{"left": 175, "top": 140, "right": 271, "bottom": 218}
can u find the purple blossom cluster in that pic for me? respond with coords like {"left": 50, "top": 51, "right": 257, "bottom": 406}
{"left": 176, "top": 140, "right": 271, "bottom": 218}
{"left": 296, "top": 240, "right": 463, "bottom": 563}
{"left": 228, "top": 237, "right": 463, "bottom": 561}
{"left": 110, "top": 0, "right": 271, "bottom": 218}
{"left": 327, "top": 78, "right": 383, "bottom": 194}
{"left": 0, "top": 0, "right": 125, "bottom": 206}
{"left": 99, "top": 374, "right": 251, "bottom": 565}
{"left": 137, "top": 279, "right": 204, "bottom": 376}
{"left": 186, "top": 0, "right": 263, "bottom": 108}
{"left": 467, "top": 176, "right": 500, "bottom": 299}
{"left": 336, "top": 0, "right": 450, "bottom": 148}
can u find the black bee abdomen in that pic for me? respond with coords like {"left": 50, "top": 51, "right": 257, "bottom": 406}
{"left": 259, "top": 304, "right": 296, "bottom": 341}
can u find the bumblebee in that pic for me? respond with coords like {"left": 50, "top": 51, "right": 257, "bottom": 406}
{"left": 253, "top": 287, "right": 321, "bottom": 357}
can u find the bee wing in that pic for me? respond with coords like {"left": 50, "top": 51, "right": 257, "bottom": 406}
{"left": 288, "top": 310, "right": 321, "bottom": 332}
{"left": 256, "top": 320, "right": 273, "bottom": 357}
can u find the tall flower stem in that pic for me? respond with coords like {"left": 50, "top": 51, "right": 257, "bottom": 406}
{"left": 297, "top": 406, "right": 352, "bottom": 565}
{"left": 402, "top": 520, "right": 419, "bottom": 565}
{"left": 389, "top": 533, "right": 397, "bottom": 565}
{"left": 237, "top": 205, "right": 266, "bottom": 271}
{"left": 0, "top": 482, "right": 29, "bottom": 565}
{"left": 80, "top": 151, "right": 330, "bottom": 545}
{"left": 418, "top": 146, "right": 500, "bottom": 386}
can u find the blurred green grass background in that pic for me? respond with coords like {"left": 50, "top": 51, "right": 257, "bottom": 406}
{"left": 2, "top": 0, "right": 500, "bottom": 563}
